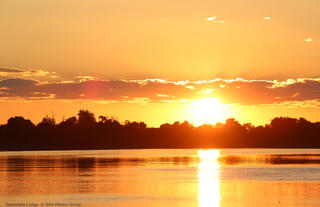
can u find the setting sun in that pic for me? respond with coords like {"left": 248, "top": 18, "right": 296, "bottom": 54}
{"left": 189, "top": 98, "right": 228, "bottom": 126}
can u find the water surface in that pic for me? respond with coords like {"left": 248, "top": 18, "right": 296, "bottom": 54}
{"left": 1, "top": 149, "right": 320, "bottom": 207}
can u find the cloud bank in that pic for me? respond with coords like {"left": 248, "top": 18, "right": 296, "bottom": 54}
{"left": 1, "top": 69, "right": 320, "bottom": 107}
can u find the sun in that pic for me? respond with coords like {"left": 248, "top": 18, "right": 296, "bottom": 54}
{"left": 189, "top": 98, "right": 227, "bottom": 126}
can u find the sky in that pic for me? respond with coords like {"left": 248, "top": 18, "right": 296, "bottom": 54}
{"left": 1, "top": 0, "right": 320, "bottom": 126}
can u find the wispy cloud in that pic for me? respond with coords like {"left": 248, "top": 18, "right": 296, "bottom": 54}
{"left": 0, "top": 68, "right": 24, "bottom": 73}
{"left": 0, "top": 67, "right": 57, "bottom": 80}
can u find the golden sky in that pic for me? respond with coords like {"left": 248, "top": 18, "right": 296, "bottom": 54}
{"left": 1, "top": 0, "right": 320, "bottom": 126}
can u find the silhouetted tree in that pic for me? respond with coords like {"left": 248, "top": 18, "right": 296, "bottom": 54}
{"left": 37, "top": 115, "right": 56, "bottom": 128}
{"left": 7, "top": 116, "right": 35, "bottom": 129}
{"left": 124, "top": 121, "right": 147, "bottom": 129}
{"left": 3, "top": 116, "right": 35, "bottom": 149}
{"left": 1, "top": 111, "right": 320, "bottom": 150}
{"left": 98, "top": 115, "right": 121, "bottom": 128}
{"left": 77, "top": 109, "right": 96, "bottom": 127}
{"left": 59, "top": 116, "right": 77, "bottom": 128}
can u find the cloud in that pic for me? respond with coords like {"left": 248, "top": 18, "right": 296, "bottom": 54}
{"left": 0, "top": 68, "right": 24, "bottom": 73}
{"left": 305, "top": 38, "right": 313, "bottom": 42}
{"left": 1, "top": 77, "right": 320, "bottom": 106}
{"left": 157, "top": 94, "right": 170, "bottom": 98}
{"left": 74, "top": 75, "right": 95, "bottom": 82}
{"left": 0, "top": 66, "right": 57, "bottom": 80}
{"left": 205, "top": 16, "right": 216, "bottom": 21}
{"left": 199, "top": 89, "right": 214, "bottom": 94}
{"left": 0, "top": 79, "right": 42, "bottom": 99}
{"left": 205, "top": 16, "right": 224, "bottom": 24}
{"left": 0, "top": 78, "right": 37, "bottom": 88}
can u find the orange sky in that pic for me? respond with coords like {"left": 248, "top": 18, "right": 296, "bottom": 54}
{"left": 1, "top": 0, "right": 320, "bottom": 126}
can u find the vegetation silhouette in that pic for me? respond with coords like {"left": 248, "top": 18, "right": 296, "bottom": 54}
{"left": 1, "top": 109, "right": 320, "bottom": 150}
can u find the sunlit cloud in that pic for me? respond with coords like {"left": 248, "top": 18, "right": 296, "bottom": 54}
{"left": 204, "top": 16, "right": 224, "bottom": 24}
{"left": 274, "top": 100, "right": 320, "bottom": 109}
{"left": 269, "top": 78, "right": 319, "bottom": 88}
{"left": 305, "top": 38, "right": 313, "bottom": 42}
{"left": 205, "top": 16, "right": 216, "bottom": 21}
{"left": 156, "top": 93, "right": 170, "bottom": 98}
{"left": 186, "top": 85, "right": 195, "bottom": 90}
{"left": 199, "top": 89, "right": 214, "bottom": 94}
{"left": 74, "top": 75, "right": 96, "bottom": 82}
{"left": 22, "top": 70, "right": 50, "bottom": 77}
{"left": 0, "top": 67, "right": 57, "bottom": 81}
{"left": 127, "top": 97, "right": 150, "bottom": 105}
{"left": 269, "top": 79, "right": 299, "bottom": 88}
{"left": 60, "top": 80, "right": 75, "bottom": 84}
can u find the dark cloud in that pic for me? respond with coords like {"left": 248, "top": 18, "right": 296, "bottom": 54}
{"left": 0, "top": 68, "right": 24, "bottom": 73}
{"left": 0, "top": 79, "right": 40, "bottom": 98}
{"left": 273, "top": 80, "right": 320, "bottom": 101}
{"left": 0, "top": 78, "right": 37, "bottom": 87}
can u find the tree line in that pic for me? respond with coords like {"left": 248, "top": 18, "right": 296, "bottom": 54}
{"left": 0, "top": 109, "right": 320, "bottom": 150}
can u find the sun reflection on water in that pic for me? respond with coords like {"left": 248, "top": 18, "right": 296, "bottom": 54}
{"left": 198, "top": 149, "right": 220, "bottom": 207}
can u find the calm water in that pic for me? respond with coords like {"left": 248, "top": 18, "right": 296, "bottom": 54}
{"left": 1, "top": 149, "right": 320, "bottom": 207}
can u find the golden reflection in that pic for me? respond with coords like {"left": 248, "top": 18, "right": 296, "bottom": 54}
{"left": 198, "top": 149, "right": 220, "bottom": 207}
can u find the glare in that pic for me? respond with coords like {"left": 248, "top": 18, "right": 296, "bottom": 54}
{"left": 198, "top": 149, "right": 220, "bottom": 161}
{"left": 198, "top": 150, "right": 220, "bottom": 207}
{"left": 189, "top": 98, "right": 228, "bottom": 126}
